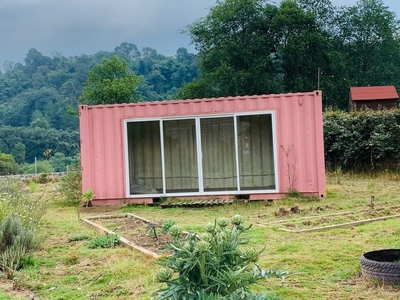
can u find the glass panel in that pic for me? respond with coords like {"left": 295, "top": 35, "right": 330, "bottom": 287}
{"left": 163, "top": 119, "right": 198, "bottom": 193}
{"left": 238, "top": 115, "right": 275, "bottom": 190}
{"left": 201, "top": 117, "right": 237, "bottom": 191}
{"left": 127, "top": 121, "right": 162, "bottom": 194}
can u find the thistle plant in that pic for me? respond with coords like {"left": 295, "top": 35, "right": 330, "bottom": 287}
{"left": 155, "top": 215, "right": 286, "bottom": 300}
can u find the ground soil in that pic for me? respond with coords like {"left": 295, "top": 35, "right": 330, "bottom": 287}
{"left": 0, "top": 276, "right": 34, "bottom": 299}
{"left": 93, "top": 216, "right": 173, "bottom": 255}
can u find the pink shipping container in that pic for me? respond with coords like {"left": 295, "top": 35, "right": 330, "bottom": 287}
{"left": 79, "top": 91, "right": 326, "bottom": 205}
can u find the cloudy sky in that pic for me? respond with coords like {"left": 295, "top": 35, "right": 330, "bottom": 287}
{"left": 0, "top": 0, "right": 399, "bottom": 66}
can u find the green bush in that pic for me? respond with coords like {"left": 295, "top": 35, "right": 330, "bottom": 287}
{"left": 155, "top": 215, "right": 286, "bottom": 300}
{"left": 0, "top": 153, "right": 19, "bottom": 175}
{"left": 88, "top": 234, "right": 120, "bottom": 249}
{"left": 324, "top": 109, "right": 400, "bottom": 171}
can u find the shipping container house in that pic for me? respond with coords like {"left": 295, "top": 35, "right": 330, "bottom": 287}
{"left": 79, "top": 91, "right": 326, "bottom": 205}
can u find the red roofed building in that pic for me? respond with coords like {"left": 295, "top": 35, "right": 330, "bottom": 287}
{"left": 349, "top": 86, "right": 399, "bottom": 111}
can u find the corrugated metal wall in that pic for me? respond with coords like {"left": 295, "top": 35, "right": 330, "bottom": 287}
{"left": 79, "top": 91, "right": 326, "bottom": 203}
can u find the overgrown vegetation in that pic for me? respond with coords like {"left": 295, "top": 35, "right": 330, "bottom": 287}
{"left": 1, "top": 175, "right": 400, "bottom": 299}
{"left": 324, "top": 109, "right": 400, "bottom": 172}
{"left": 0, "top": 179, "right": 46, "bottom": 278}
{"left": 155, "top": 215, "right": 285, "bottom": 299}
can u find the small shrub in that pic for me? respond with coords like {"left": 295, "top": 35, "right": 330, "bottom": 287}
{"left": 38, "top": 173, "right": 48, "bottom": 184}
{"left": 0, "top": 153, "right": 19, "bottom": 175}
{"left": 155, "top": 215, "right": 287, "bottom": 299}
{"left": 88, "top": 234, "right": 120, "bottom": 249}
{"left": 0, "top": 215, "right": 44, "bottom": 278}
{"left": 82, "top": 189, "right": 94, "bottom": 207}
{"left": 59, "top": 161, "right": 82, "bottom": 204}
{"left": 0, "top": 179, "right": 46, "bottom": 278}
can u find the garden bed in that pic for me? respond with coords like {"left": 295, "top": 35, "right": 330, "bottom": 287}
{"left": 82, "top": 213, "right": 174, "bottom": 258}
{"left": 258, "top": 206, "right": 400, "bottom": 232}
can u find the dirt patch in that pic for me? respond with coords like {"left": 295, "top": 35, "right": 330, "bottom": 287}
{"left": 92, "top": 216, "right": 174, "bottom": 255}
{"left": 274, "top": 204, "right": 335, "bottom": 217}
{"left": 0, "top": 277, "right": 35, "bottom": 299}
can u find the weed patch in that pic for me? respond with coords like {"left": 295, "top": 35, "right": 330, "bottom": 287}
{"left": 88, "top": 234, "right": 120, "bottom": 249}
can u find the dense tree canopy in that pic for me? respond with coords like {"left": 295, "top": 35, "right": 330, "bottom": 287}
{"left": 182, "top": 0, "right": 282, "bottom": 98}
{"left": 79, "top": 56, "right": 140, "bottom": 105}
{"left": 182, "top": 0, "right": 400, "bottom": 109}
{"left": 0, "top": 44, "right": 199, "bottom": 171}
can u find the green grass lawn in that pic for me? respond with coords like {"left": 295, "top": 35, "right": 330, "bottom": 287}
{"left": 3, "top": 173, "right": 400, "bottom": 299}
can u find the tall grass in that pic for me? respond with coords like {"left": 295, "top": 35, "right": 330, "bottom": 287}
{"left": 0, "top": 178, "right": 46, "bottom": 278}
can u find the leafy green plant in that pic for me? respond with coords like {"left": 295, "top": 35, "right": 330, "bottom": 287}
{"left": 88, "top": 234, "right": 120, "bottom": 249}
{"left": 82, "top": 189, "right": 94, "bottom": 207}
{"left": 155, "top": 215, "right": 286, "bottom": 299}
{"left": 162, "top": 220, "right": 176, "bottom": 234}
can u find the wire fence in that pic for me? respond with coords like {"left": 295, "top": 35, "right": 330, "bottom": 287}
{"left": 0, "top": 172, "right": 69, "bottom": 182}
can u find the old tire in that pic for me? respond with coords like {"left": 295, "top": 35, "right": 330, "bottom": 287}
{"left": 360, "top": 249, "right": 400, "bottom": 284}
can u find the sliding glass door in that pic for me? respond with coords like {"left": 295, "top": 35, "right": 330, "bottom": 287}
{"left": 163, "top": 119, "right": 198, "bottom": 193}
{"left": 127, "top": 121, "right": 162, "bottom": 194}
{"left": 201, "top": 117, "right": 237, "bottom": 192}
{"left": 125, "top": 112, "right": 276, "bottom": 196}
{"left": 237, "top": 114, "right": 275, "bottom": 190}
